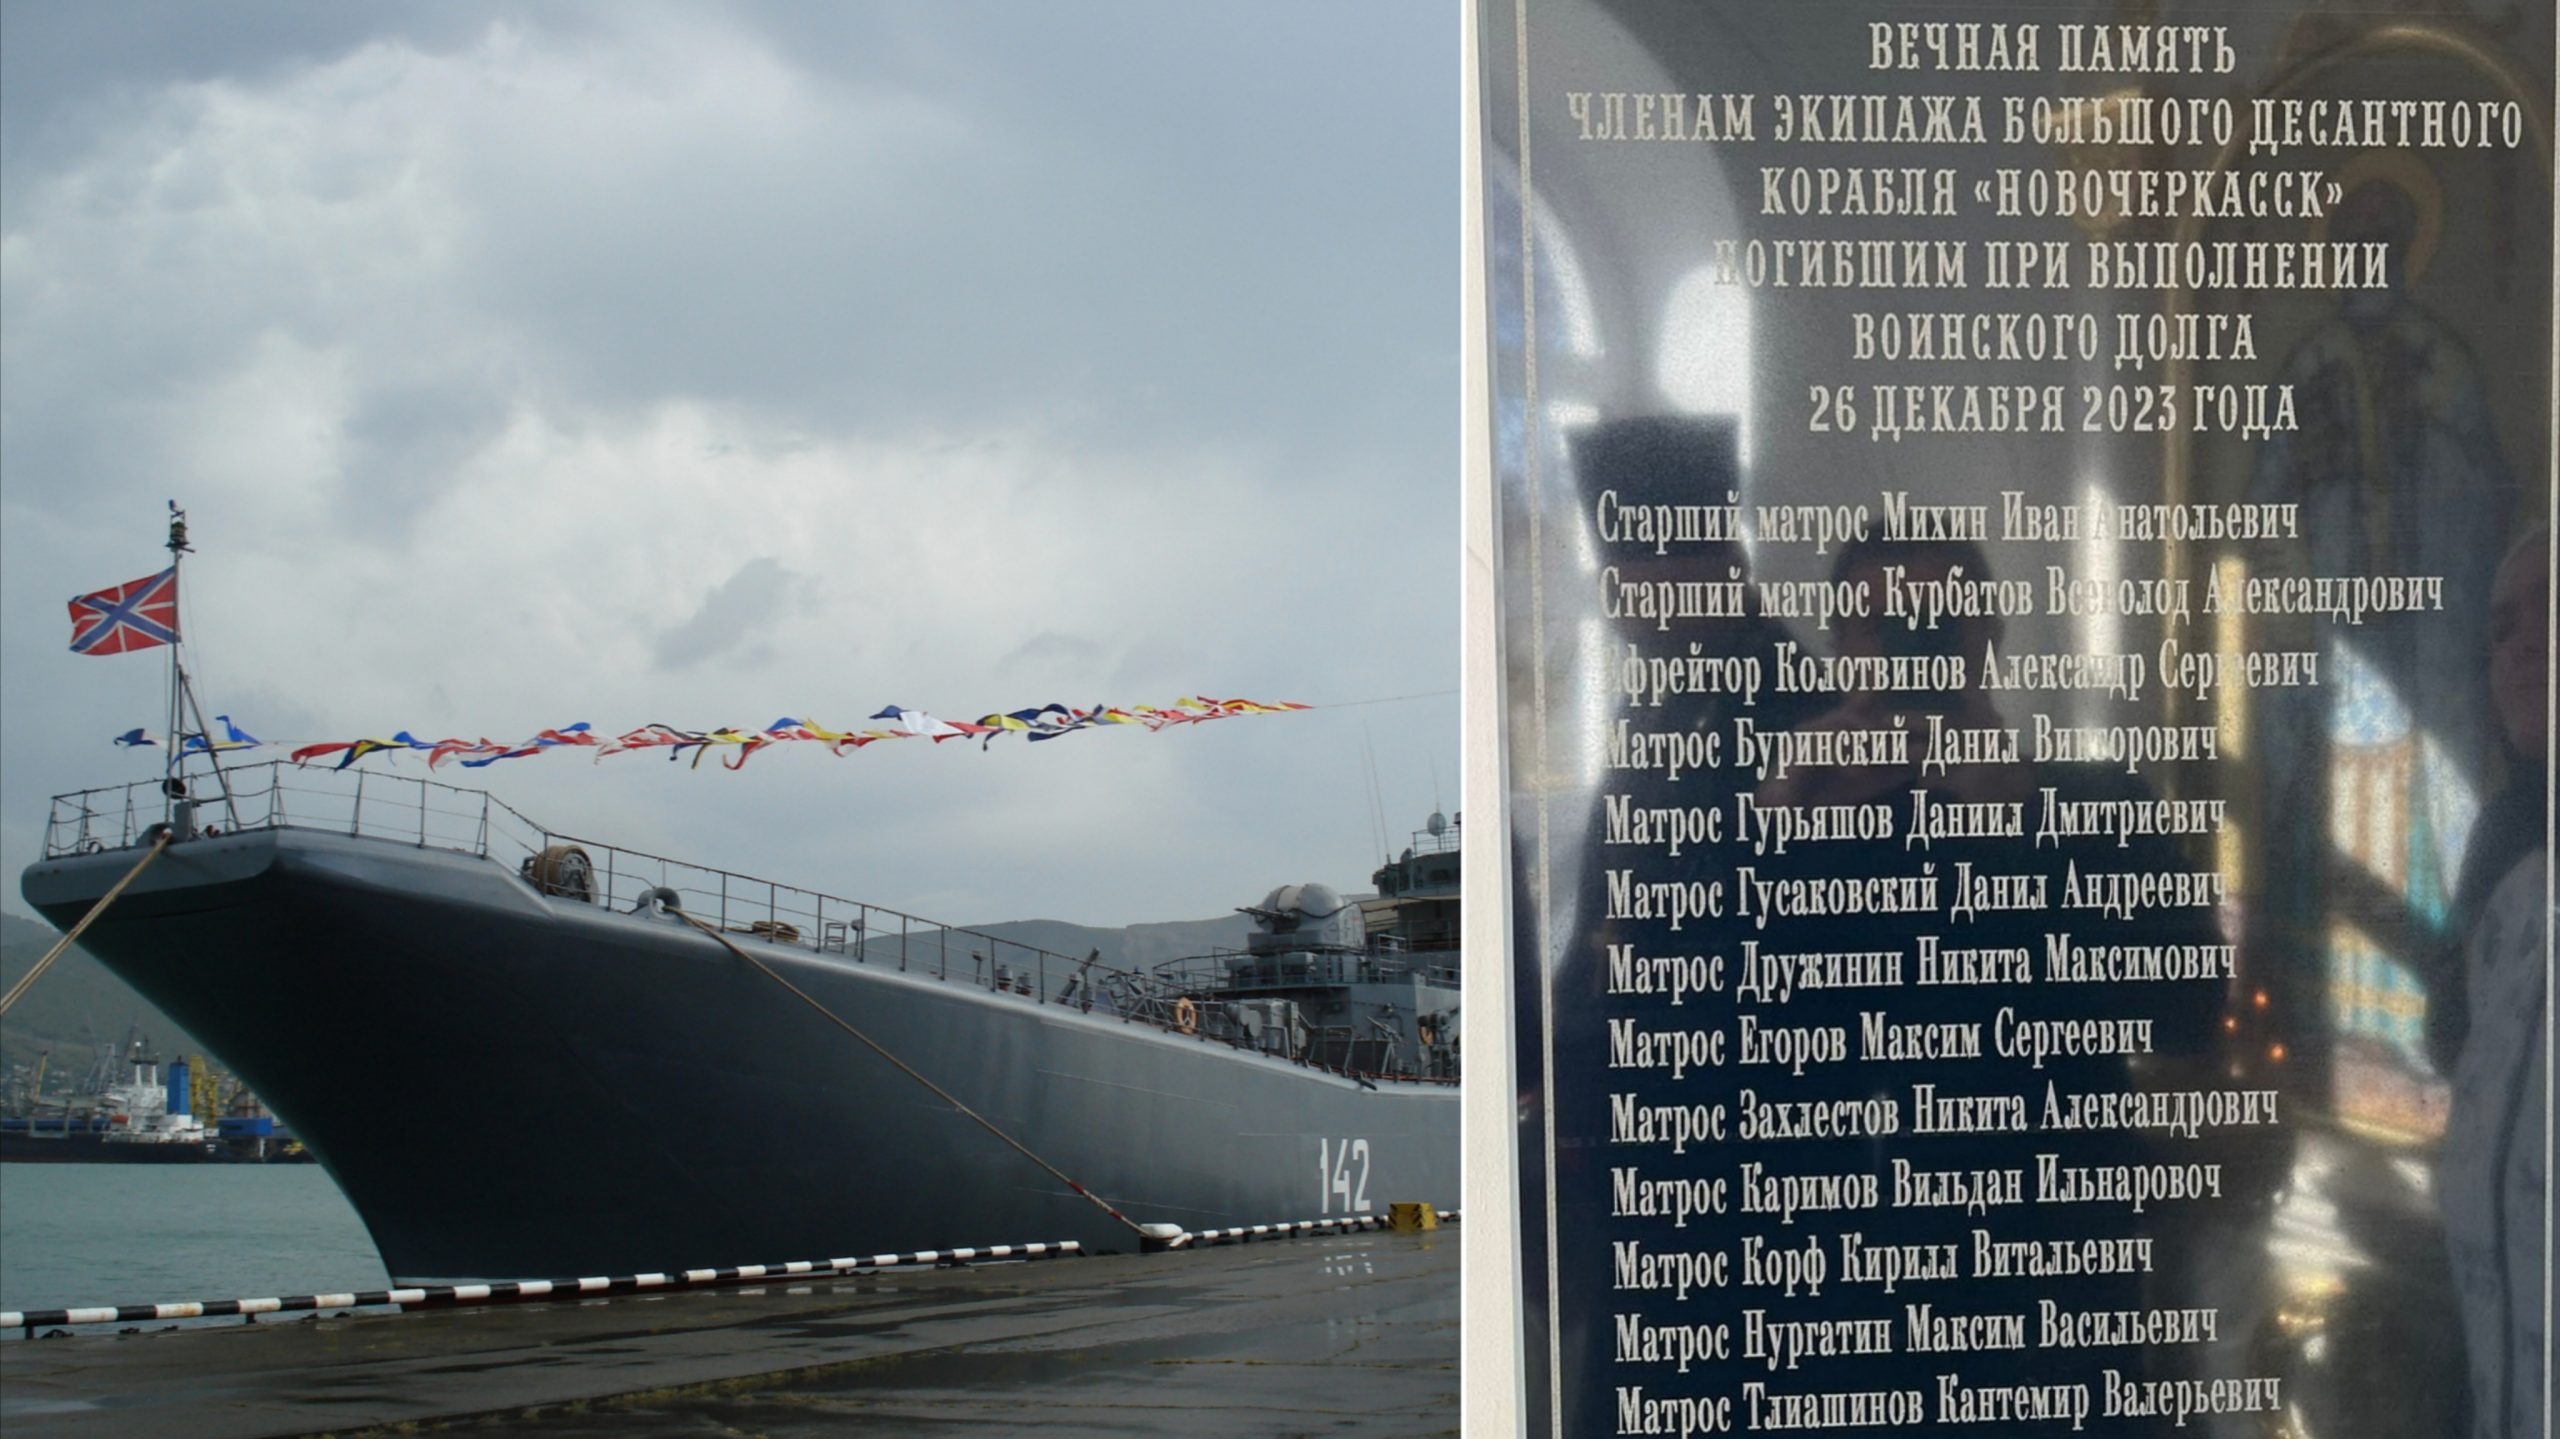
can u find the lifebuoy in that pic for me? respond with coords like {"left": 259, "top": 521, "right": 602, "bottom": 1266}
{"left": 1174, "top": 997, "right": 1198, "bottom": 1034}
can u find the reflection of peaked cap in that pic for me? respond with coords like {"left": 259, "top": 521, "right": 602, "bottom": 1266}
{"left": 1569, "top": 414, "right": 1738, "bottom": 509}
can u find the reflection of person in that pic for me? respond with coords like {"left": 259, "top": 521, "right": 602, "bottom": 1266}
{"left": 2431, "top": 525, "right": 2552, "bottom": 1071}
{"left": 1756, "top": 533, "right": 2031, "bottom": 814}
{"left": 1736, "top": 534, "right": 2225, "bottom": 1401}
{"left": 2439, "top": 531, "right": 2550, "bottom": 1439}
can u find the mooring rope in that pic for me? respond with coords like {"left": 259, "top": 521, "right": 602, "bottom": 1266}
{"left": 674, "top": 911, "right": 1153, "bottom": 1241}
{"left": 0, "top": 831, "right": 173, "bottom": 1018}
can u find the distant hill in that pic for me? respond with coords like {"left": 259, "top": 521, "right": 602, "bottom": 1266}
{"left": 965, "top": 913, "right": 1253, "bottom": 973}
{"left": 0, "top": 910, "right": 203, "bottom": 1096}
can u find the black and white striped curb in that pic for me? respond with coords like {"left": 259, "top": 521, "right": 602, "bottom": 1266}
{"left": 4, "top": 1240, "right": 1080, "bottom": 1334}
{"left": 6, "top": 1208, "right": 1459, "bottom": 1334}
{"left": 1170, "top": 1208, "right": 1460, "bottom": 1249}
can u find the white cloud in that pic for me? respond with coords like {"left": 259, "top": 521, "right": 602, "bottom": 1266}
{"left": 0, "top": 5, "right": 1456, "bottom": 926}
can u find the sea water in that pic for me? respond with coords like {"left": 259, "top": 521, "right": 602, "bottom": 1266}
{"left": 0, "top": 1164, "right": 386, "bottom": 1322}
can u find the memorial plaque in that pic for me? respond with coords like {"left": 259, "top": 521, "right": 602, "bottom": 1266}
{"left": 1466, "top": 3, "right": 2554, "bottom": 1434}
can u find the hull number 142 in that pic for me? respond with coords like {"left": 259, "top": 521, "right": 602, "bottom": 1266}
{"left": 1319, "top": 1137, "right": 1372, "bottom": 1214}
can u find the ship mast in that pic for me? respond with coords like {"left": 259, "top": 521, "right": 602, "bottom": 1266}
{"left": 162, "top": 502, "right": 239, "bottom": 829}
{"left": 161, "top": 505, "right": 186, "bottom": 814}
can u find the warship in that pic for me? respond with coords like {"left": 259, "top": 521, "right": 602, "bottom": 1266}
{"left": 20, "top": 763, "right": 1460, "bottom": 1281}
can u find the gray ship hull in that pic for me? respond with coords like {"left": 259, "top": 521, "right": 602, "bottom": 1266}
{"left": 21, "top": 828, "right": 1457, "bottom": 1282}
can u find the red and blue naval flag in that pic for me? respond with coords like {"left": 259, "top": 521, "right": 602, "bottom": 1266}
{"left": 67, "top": 568, "right": 181, "bottom": 656}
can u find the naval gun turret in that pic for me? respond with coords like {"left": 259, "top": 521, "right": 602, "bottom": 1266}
{"left": 1153, "top": 819, "right": 1461, "bottom": 1082}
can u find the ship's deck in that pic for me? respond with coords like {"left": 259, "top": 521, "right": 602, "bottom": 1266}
{"left": 36, "top": 762, "right": 1459, "bottom": 1086}
{"left": 0, "top": 1227, "right": 1458, "bottom": 1438}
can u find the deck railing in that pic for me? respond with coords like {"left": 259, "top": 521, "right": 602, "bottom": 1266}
{"left": 42, "top": 763, "right": 1457, "bottom": 1084}
{"left": 1149, "top": 947, "right": 1461, "bottom": 994}
{"left": 42, "top": 762, "right": 541, "bottom": 866}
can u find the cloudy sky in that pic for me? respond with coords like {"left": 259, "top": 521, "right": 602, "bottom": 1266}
{"left": 0, "top": 1, "right": 1458, "bottom": 926}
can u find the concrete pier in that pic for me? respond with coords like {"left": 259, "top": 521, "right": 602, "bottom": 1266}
{"left": 1, "top": 1228, "right": 1457, "bottom": 1437}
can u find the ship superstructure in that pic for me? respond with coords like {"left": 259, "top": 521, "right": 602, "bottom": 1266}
{"left": 1145, "top": 814, "right": 1462, "bottom": 1083}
